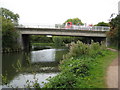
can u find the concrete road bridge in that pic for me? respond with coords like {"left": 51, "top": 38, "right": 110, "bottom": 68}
{"left": 16, "top": 25, "right": 110, "bottom": 50}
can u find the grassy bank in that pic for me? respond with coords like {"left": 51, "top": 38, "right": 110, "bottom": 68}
{"left": 2, "top": 48, "right": 22, "bottom": 53}
{"left": 31, "top": 43, "right": 68, "bottom": 49}
{"left": 108, "top": 45, "right": 118, "bottom": 50}
{"left": 43, "top": 41, "right": 118, "bottom": 88}
{"left": 32, "top": 43, "right": 54, "bottom": 47}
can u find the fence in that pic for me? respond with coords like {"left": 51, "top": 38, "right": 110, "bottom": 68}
{"left": 15, "top": 24, "right": 110, "bottom": 31}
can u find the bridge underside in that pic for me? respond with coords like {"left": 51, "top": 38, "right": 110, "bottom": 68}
{"left": 19, "top": 34, "right": 107, "bottom": 51}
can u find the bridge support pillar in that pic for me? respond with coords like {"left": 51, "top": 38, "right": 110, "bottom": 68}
{"left": 17, "top": 34, "right": 24, "bottom": 50}
{"left": 22, "top": 34, "right": 31, "bottom": 51}
{"left": 105, "top": 38, "right": 110, "bottom": 47}
{"left": 18, "top": 34, "right": 31, "bottom": 51}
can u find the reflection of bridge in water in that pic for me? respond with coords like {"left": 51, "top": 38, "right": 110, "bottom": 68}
{"left": 15, "top": 25, "right": 110, "bottom": 50}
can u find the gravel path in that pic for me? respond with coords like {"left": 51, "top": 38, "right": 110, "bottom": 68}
{"left": 106, "top": 48, "right": 119, "bottom": 88}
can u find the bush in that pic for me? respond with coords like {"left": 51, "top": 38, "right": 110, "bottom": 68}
{"left": 44, "top": 72, "right": 77, "bottom": 88}
{"left": 52, "top": 36, "right": 64, "bottom": 47}
{"left": 60, "top": 58, "right": 89, "bottom": 77}
{"left": 52, "top": 36, "right": 83, "bottom": 47}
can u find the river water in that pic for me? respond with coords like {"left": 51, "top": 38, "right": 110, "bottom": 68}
{"left": 2, "top": 46, "right": 67, "bottom": 88}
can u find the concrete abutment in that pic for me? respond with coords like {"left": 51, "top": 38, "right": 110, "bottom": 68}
{"left": 18, "top": 34, "right": 31, "bottom": 51}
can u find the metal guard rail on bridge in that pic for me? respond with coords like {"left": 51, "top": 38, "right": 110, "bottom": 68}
{"left": 15, "top": 25, "right": 110, "bottom": 31}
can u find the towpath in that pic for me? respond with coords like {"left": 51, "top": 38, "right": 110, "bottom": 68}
{"left": 106, "top": 48, "right": 119, "bottom": 88}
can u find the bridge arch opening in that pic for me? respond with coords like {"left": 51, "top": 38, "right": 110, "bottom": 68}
{"left": 19, "top": 34, "right": 107, "bottom": 51}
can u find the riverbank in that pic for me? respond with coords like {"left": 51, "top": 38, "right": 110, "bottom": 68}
{"left": 43, "top": 41, "right": 118, "bottom": 88}
{"left": 2, "top": 48, "right": 22, "bottom": 53}
{"left": 32, "top": 43, "right": 54, "bottom": 47}
{"left": 32, "top": 43, "right": 69, "bottom": 49}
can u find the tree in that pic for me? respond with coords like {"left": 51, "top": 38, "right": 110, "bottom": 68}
{"left": 107, "top": 15, "right": 120, "bottom": 49}
{"left": 52, "top": 36, "right": 64, "bottom": 47}
{"left": 95, "top": 22, "right": 109, "bottom": 26}
{"left": 64, "top": 18, "right": 84, "bottom": 25}
{"left": 2, "top": 7, "right": 19, "bottom": 25}
{"left": 1, "top": 7, "right": 20, "bottom": 50}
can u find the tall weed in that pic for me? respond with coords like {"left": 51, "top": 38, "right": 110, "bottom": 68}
{"left": 64, "top": 40, "right": 107, "bottom": 59}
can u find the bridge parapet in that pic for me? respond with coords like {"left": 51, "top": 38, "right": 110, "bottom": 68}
{"left": 15, "top": 25, "right": 110, "bottom": 31}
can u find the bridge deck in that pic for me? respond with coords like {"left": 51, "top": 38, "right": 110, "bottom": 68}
{"left": 16, "top": 27, "right": 108, "bottom": 37}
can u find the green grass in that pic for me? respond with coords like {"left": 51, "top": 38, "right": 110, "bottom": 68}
{"left": 84, "top": 50, "right": 118, "bottom": 88}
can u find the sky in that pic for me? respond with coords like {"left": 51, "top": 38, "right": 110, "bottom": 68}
{"left": 0, "top": 0, "right": 120, "bottom": 26}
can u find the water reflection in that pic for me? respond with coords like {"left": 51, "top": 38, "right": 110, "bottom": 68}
{"left": 2, "top": 52, "right": 24, "bottom": 83}
{"left": 31, "top": 49, "right": 55, "bottom": 63}
{"left": 2, "top": 48, "right": 67, "bottom": 88}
